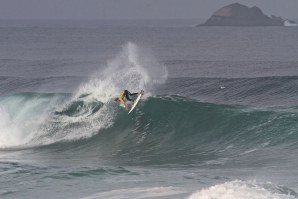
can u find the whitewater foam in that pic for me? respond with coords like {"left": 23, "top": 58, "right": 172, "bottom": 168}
{"left": 74, "top": 42, "right": 167, "bottom": 102}
{"left": 34, "top": 99, "right": 116, "bottom": 145}
{"left": 0, "top": 94, "right": 65, "bottom": 148}
{"left": 187, "top": 180, "right": 297, "bottom": 199}
{"left": 0, "top": 106, "right": 24, "bottom": 147}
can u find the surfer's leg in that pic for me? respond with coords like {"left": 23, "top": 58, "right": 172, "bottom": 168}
{"left": 129, "top": 93, "right": 139, "bottom": 103}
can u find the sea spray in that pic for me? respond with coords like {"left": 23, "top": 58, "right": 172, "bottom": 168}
{"left": 74, "top": 42, "right": 167, "bottom": 102}
{"left": 0, "top": 42, "right": 167, "bottom": 148}
{"left": 34, "top": 42, "right": 168, "bottom": 145}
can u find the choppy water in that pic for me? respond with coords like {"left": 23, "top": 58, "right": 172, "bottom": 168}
{"left": 1, "top": 20, "right": 298, "bottom": 199}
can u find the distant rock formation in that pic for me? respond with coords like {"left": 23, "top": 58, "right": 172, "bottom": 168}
{"left": 199, "top": 3, "right": 293, "bottom": 26}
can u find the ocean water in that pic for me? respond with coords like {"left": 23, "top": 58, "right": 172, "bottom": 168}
{"left": 1, "top": 20, "right": 298, "bottom": 199}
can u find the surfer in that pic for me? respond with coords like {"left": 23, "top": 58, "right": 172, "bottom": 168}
{"left": 115, "top": 90, "right": 139, "bottom": 110}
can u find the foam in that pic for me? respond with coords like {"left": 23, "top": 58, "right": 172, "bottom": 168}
{"left": 74, "top": 42, "right": 167, "bottom": 103}
{"left": 187, "top": 180, "right": 296, "bottom": 199}
{"left": 0, "top": 106, "right": 24, "bottom": 148}
{"left": 33, "top": 100, "right": 116, "bottom": 145}
{"left": 0, "top": 94, "right": 62, "bottom": 148}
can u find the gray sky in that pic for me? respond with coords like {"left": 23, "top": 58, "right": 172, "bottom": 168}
{"left": 0, "top": 0, "right": 297, "bottom": 20}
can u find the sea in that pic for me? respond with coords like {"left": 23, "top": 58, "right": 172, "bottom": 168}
{"left": 0, "top": 19, "right": 298, "bottom": 199}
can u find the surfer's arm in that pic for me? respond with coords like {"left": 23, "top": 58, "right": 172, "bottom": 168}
{"left": 124, "top": 90, "right": 136, "bottom": 101}
{"left": 127, "top": 91, "right": 138, "bottom": 96}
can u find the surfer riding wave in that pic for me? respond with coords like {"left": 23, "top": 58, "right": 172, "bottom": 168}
{"left": 115, "top": 90, "right": 143, "bottom": 110}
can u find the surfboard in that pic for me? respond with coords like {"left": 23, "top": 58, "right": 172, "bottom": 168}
{"left": 128, "top": 91, "right": 144, "bottom": 114}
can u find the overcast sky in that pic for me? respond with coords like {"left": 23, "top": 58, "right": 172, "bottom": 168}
{"left": 0, "top": 0, "right": 297, "bottom": 20}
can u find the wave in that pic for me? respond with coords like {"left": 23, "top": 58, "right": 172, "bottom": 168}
{"left": 1, "top": 91, "right": 298, "bottom": 166}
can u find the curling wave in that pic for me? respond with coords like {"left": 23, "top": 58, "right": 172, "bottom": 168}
{"left": 1, "top": 92, "right": 298, "bottom": 167}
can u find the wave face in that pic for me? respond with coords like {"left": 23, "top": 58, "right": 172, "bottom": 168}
{"left": 91, "top": 95, "right": 298, "bottom": 166}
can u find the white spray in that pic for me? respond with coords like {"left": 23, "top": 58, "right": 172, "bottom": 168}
{"left": 74, "top": 42, "right": 167, "bottom": 102}
{"left": 0, "top": 42, "right": 167, "bottom": 148}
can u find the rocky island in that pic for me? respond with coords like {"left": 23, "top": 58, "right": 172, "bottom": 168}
{"left": 199, "top": 3, "right": 296, "bottom": 26}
